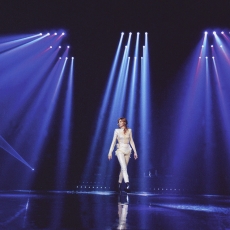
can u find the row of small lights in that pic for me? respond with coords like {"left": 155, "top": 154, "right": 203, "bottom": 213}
{"left": 202, "top": 45, "right": 223, "bottom": 48}
{"left": 204, "top": 31, "right": 227, "bottom": 34}
{"left": 49, "top": 46, "right": 70, "bottom": 48}
{"left": 199, "top": 56, "right": 216, "bottom": 59}
{"left": 40, "top": 32, "right": 65, "bottom": 36}
{"left": 76, "top": 186, "right": 184, "bottom": 191}
{"left": 59, "top": 57, "right": 74, "bottom": 59}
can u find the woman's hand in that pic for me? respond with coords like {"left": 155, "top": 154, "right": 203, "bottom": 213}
{"left": 108, "top": 154, "right": 112, "bottom": 160}
{"left": 134, "top": 153, "right": 138, "bottom": 160}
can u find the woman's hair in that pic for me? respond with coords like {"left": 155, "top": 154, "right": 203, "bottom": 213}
{"left": 118, "top": 117, "right": 128, "bottom": 134}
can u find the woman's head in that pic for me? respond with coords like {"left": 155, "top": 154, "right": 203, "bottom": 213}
{"left": 117, "top": 117, "right": 128, "bottom": 132}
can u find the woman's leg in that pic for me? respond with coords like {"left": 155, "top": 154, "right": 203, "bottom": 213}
{"left": 117, "top": 153, "right": 130, "bottom": 183}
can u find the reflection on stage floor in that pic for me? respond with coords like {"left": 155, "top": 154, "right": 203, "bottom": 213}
{"left": 0, "top": 190, "right": 229, "bottom": 229}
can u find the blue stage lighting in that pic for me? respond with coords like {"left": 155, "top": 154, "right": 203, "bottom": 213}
{"left": 59, "top": 46, "right": 61, "bottom": 48}
{"left": 40, "top": 33, "right": 42, "bottom": 36}
{"left": 66, "top": 57, "right": 68, "bottom": 59}
{"left": 204, "top": 31, "right": 208, "bottom": 34}
{"left": 54, "top": 33, "right": 57, "bottom": 35}
{"left": 47, "top": 33, "right": 50, "bottom": 36}
{"left": 220, "top": 45, "right": 223, "bottom": 47}
{"left": 50, "top": 46, "right": 52, "bottom": 48}
{"left": 211, "top": 45, "right": 213, "bottom": 47}
{"left": 72, "top": 57, "right": 74, "bottom": 59}
{"left": 213, "top": 31, "right": 216, "bottom": 34}
{"left": 62, "top": 33, "right": 65, "bottom": 35}
{"left": 221, "top": 31, "right": 224, "bottom": 34}
{"left": 67, "top": 46, "right": 70, "bottom": 48}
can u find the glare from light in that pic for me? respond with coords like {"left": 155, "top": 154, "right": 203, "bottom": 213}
{"left": 47, "top": 33, "right": 50, "bottom": 36}
{"left": 72, "top": 57, "right": 74, "bottom": 59}
{"left": 212, "top": 56, "right": 215, "bottom": 59}
{"left": 62, "top": 32, "right": 65, "bottom": 35}
{"left": 199, "top": 57, "right": 201, "bottom": 59}
{"left": 211, "top": 45, "right": 213, "bottom": 47}
{"left": 202, "top": 45, "right": 204, "bottom": 47}
{"left": 221, "top": 31, "right": 224, "bottom": 34}
{"left": 59, "top": 46, "right": 61, "bottom": 48}
{"left": 59, "top": 57, "right": 61, "bottom": 59}
{"left": 204, "top": 31, "right": 208, "bottom": 35}
{"left": 50, "top": 46, "right": 52, "bottom": 48}
{"left": 40, "top": 33, "right": 42, "bottom": 36}
{"left": 220, "top": 45, "right": 223, "bottom": 48}
{"left": 213, "top": 31, "right": 216, "bottom": 34}
{"left": 145, "top": 32, "right": 148, "bottom": 35}
{"left": 67, "top": 46, "right": 70, "bottom": 48}
{"left": 206, "top": 56, "right": 208, "bottom": 59}
{"left": 66, "top": 57, "right": 68, "bottom": 60}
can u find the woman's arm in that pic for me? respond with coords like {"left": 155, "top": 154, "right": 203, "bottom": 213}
{"left": 108, "top": 130, "right": 117, "bottom": 160}
{"left": 129, "top": 129, "right": 138, "bottom": 159}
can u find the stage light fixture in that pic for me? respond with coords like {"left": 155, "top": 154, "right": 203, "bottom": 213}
{"left": 72, "top": 57, "right": 74, "bottom": 59}
{"left": 220, "top": 45, "right": 223, "bottom": 47}
{"left": 59, "top": 57, "right": 61, "bottom": 59}
{"left": 145, "top": 32, "right": 148, "bottom": 35}
{"left": 206, "top": 56, "right": 208, "bottom": 58}
{"left": 202, "top": 45, "right": 204, "bottom": 47}
{"left": 54, "top": 33, "right": 57, "bottom": 35}
{"left": 67, "top": 46, "right": 70, "bottom": 48}
{"left": 40, "top": 33, "right": 42, "bottom": 36}
{"left": 62, "top": 32, "right": 65, "bottom": 35}
{"left": 50, "top": 46, "right": 52, "bottom": 48}
{"left": 221, "top": 31, "right": 224, "bottom": 34}
{"left": 47, "top": 33, "right": 50, "bottom": 36}
{"left": 66, "top": 57, "right": 68, "bottom": 59}
{"left": 211, "top": 45, "right": 213, "bottom": 47}
{"left": 213, "top": 31, "right": 216, "bottom": 34}
{"left": 204, "top": 31, "right": 208, "bottom": 34}
{"left": 59, "top": 46, "right": 61, "bottom": 48}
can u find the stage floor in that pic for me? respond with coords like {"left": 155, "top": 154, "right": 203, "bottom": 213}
{"left": 0, "top": 190, "right": 229, "bottom": 229}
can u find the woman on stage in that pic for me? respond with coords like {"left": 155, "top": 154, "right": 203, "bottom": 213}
{"left": 108, "top": 117, "right": 138, "bottom": 192}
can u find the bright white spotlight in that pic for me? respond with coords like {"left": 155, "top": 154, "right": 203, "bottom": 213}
{"left": 121, "top": 32, "right": 124, "bottom": 35}
{"left": 212, "top": 56, "right": 215, "bottom": 59}
{"left": 54, "top": 32, "right": 57, "bottom": 35}
{"left": 199, "top": 57, "right": 201, "bottom": 59}
{"left": 143, "top": 46, "right": 145, "bottom": 48}
{"left": 204, "top": 31, "right": 208, "bottom": 35}
{"left": 137, "top": 32, "right": 140, "bottom": 34}
{"left": 201, "top": 45, "right": 204, "bottom": 47}
{"left": 211, "top": 45, "right": 213, "bottom": 47}
{"left": 125, "top": 46, "right": 127, "bottom": 48}
{"left": 145, "top": 32, "right": 148, "bottom": 35}
{"left": 128, "top": 57, "right": 130, "bottom": 59}
{"left": 59, "top": 57, "right": 61, "bottom": 59}
{"left": 67, "top": 46, "right": 70, "bottom": 48}
{"left": 66, "top": 57, "right": 68, "bottom": 59}
{"left": 206, "top": 56, "right": 208, "bottom": 58}
{"left": 72, "top": 57, "right": 74, "bottom": 59}
{"left": 213, "top": 31, "right": 216, "bottom": 34}
{"left": 221, "top": 31, "right": 224, "bottom": 34}
{"left": 50, "top": 46, "right": 52, "bottom": 48}
{"left": 62, "top": 32, "right": 65, "bottom": 35}
{"left": 59, "top": 46, "right": 61, "bottom": 48}
{"left": 220, "top": 45, "right": 223, "bottom": 47}
{"left": 47, "top": 33, "right": 50, "bottom": 36}
{"left": 40, "top": 33, "right": 42, "bottom": 36}
{"left": 129, "top": 32, "right": 132, "bottom": 35}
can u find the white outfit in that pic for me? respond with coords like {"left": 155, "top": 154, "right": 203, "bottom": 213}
{"left": 108, "top": 129, "right": 137, "bottom": 183}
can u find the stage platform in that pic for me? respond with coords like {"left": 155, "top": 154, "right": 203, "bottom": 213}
{"left": 0, "top": 190, "right": 229, "bottom": 229}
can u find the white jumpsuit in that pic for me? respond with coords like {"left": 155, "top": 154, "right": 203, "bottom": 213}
{"left": 108, "top": 129, "right": 137, "bottom": 183}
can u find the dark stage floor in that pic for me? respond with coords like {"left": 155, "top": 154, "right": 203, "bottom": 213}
{"left": 0, "top": 190, "right": 230, "bottom": 229}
